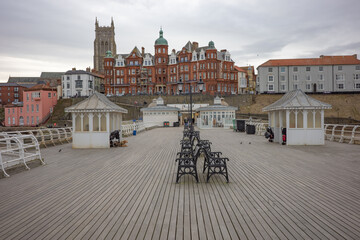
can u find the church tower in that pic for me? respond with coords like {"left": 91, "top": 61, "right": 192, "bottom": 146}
{"left": 93, "top": 18, "right": 117, "bottom": 73}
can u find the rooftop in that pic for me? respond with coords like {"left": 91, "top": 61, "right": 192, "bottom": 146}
{"left": 259, "top": 54, "right": 360, "bottom": 67}
{"left": 1, "top": 128, "right": 359, "bottom": 239}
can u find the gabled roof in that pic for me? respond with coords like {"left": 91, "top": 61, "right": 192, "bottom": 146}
{"left": 65, "top": 92, "right": 128, "bottom": 113}
{"left": 234, "top": 66, "right": 247, "bottom": 73}
{"left": 8, "top": 77, "right": 41, "bottom": 83}
{"left": 24, "top": 84, "right": 57, "bottom": 91}
{"left": 259, "top": 55, "right": 360, "bottom": 67}
{"left": 40, "top": 72, "right": 65, "bottom": 79}
{"left": 262, "top": 90, "right": 332, "bottom": 111}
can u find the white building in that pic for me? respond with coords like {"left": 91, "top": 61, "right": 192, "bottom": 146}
{"left": 257, "top": 54, "right": 360, "bottom": 93}
{"left": 65, "top": 92, "right": 128, "bottom": 148}
{"left": 62, "top": 68, "right": 103, "bottom": 98}
{"left": 263, "top": 89, "right": 331, "bottom": 145}
{"left": 197, "top": 96, "right": 237, "bottom": 129}
{"left": 140, "top": 97, "right": 180, "bottom": 127}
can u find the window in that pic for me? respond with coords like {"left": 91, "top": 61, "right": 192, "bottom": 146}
{"left": 306, "top": 75, "right": 311, "bottom": 81}
{"left": 280, "top": 76, "right": 285, "bottom": 81}
{"left": 31, "top": 116, "right": 34, "bottom": 125}
{"left": 75, "top": 80, "right": 83, "bottom": 88}
{"left": 268, "top": 84, "right": 274, "bottom": 91}
{"left": 27, "top": 116, "right": 29, "bottom": 125}
{"left": 280, "top": 84, "right": 286, "bottom": 91}
{"left": 31, "top": 105, "right": 34, "bottom": 112}
{"left": 268, "top": 67, "right": 273, "bottom": 72}
{"left": 32, "top": 92, "right": 40, "bottom": 98}
{"left": 319, "top": 66, "right": 323, "bottom": 71}
{"left": 268, "top": 75, "right": 274, "bottom": 82}
{"left": 26, "top": 94, "right": 29, "bottom": 101}
{"left": 280, "top": 67, "right": 285, "bottom": 73}
{"left": 293, "top": 66, "right": 298, "bottom": 72}
{"left": 306, "top": 67, "right": 311, "bottom": 71}
{"left": 319, "top": 74, "right": 324, "bottom": 80}
{"left": 354, "top": 74, "right": 360, "bottom": 80}
{"left": 36, "top": 116, "right": 39, "bottom": 124}
{"left": 355, "top": 83, "right": 360, "bottom": 89}
{"left": 48, "top": 93, "right": 51, "bottom": 98}
{"left": 27, "top": 105, "right": 29, "bottom": 112}
{"left": 306, "top": 84, "right": 311, "bottom": 90}
{"left": 356, "top": 65, "right": 360, "bottom": 70}
{"left": 67, "top": 83, "right": 70, "bottom": 88}
{"left": 338, "top": 83, "right": 344, "bottom": 89}
{"left": 36, "top": 104, "right": 39, "bottom": 112}
{"left": 318, "top": 83, "right": 324, "bottom": 90}
{"left": 336, "top": 74, "right": 344, "bottom": 81}
{"left": 8, "top": 117, "right": 10, "bottom": 125}
{"left": 293, "top": 84, "right": 298, "bottom": 90}
{"left": 338, "top": 66, "right": 342, "bottom": 71}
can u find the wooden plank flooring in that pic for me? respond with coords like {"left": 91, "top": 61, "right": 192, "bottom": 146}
{"left": 0, "top": 127, "right": 360, "bottom": 239}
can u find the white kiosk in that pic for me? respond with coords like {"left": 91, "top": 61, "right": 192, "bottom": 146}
{"left": 140, "top": 97, "right": 180, "bottom": 127}
{"left": 263, "top": 90, "right": 331, "bottom": 145}
{"left": 65, "top": 92, "right": 128, "bottom": 148}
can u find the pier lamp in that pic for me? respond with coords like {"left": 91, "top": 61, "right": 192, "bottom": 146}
{"left": 177, "top": 77, "right": 204, "bottom": 128}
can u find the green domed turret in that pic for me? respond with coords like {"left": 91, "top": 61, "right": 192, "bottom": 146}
{"left": 208, "top": 40, "right": 215, "bottom": 49}
{"left": 105, "top": 50, "right": 113, "bottom": 57}
{"left": 155, "top": 28, "right": 168, "bottom": 46}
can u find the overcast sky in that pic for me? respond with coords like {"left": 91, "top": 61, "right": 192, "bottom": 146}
{"left": 0, "top": 0, "right": 359, "bottom": 82}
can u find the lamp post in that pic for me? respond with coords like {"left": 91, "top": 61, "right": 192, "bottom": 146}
{"left": 178, "top": 77, "right": 204, "bottom": 129}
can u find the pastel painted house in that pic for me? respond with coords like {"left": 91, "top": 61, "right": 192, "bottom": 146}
{"left": 4, "top": 84, "right": 58, "bottom": 126}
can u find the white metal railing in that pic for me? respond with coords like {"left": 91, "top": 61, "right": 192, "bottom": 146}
{"left": 0, "top": 134, "right": 44, "bottom": 177}
{"left": 0, "top": 127, "right": 73, "bottom": 147}
{"left": 121, "top": 121, "right": 157, "bottom": 137}
{"left": 325, "top": 124, "right": 360, "bottom": 144}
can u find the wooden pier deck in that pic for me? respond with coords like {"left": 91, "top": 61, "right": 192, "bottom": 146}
{"left": 0, "top": 127, "right": 360, "bottom": 239}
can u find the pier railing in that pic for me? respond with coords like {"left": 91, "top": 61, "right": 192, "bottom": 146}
{"left": 0, "top": 127, "right": 73, "bottom": 147}
{"left": 325, "top": 124, "right": 360, "bottom": 144}
{"left": 0, "top": 134, "right": 44, "bottom": 177}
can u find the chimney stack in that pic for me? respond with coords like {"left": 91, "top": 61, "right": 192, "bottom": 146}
{"left": 192, "top": 42, "right": 199, "bottom": 50}
{"left": 142, "top": 47, "right": 145, "bottom": 57}
{"left": 86, "top": 67, "right": 91, "bottom": 72}
{"left": 72, "top": 67, "right": 76, "bottom": 71}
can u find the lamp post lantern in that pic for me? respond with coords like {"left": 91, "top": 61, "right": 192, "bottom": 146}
{"left": 178, "top": 77, "right": 204, "bottom": 128}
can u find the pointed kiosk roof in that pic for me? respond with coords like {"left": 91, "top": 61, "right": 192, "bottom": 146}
{"left": 65, "top": 92, "right": 128, "bottom": 113}
{"left": 263, "top": 90, "right": 332, "bottom": 112}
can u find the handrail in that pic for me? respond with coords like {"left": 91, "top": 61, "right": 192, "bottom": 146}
{"left": 324, "top": 124, "right": 360, "bottom": 144}
{"left": 0, "top": 134, "right": 44, "bottom": 177}
{"left": 0, "top": 127, "right": 73, "bottom": 147}
{"left": 121, "top": 121, "right": 157, "bottom": 137}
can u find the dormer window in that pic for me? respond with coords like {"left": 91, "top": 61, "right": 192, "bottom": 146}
{"left": 132, "top": 53, "right": 135, "bottom": 57}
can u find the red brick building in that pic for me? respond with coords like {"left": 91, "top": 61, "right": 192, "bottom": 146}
{"left": 103, "top": 29, "right": 238, "bottom": 96}
{"left": 0, "top": 83, "right": 28, "bottom": 106}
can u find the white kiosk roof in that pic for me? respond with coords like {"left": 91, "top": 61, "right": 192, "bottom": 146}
{"left": 65, "top": 92, "right": 128, "bottom": 113}
{"left": 263, "top": 90, "right": 332, "bottom": 111}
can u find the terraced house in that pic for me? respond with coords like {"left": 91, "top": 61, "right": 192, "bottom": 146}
{"left": 4, "top": 84, "right": 57, "bottom": 127}
{"left": 101, "top": 26, "right": 238, "bottom": 96}
{"left": 257, "top": 54, "right": 360, "bottom": 93}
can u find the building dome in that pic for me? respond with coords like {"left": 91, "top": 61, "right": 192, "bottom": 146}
{"left": 155, "top": 28, "right": 168, "bottom": 46}
{"left": 208, "top": 40, "right": 215, "bottom": 49}
{"left": 105, "top": 50, "right": 113, "bottom": 57}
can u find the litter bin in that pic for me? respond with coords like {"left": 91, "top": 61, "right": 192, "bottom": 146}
{"left": 236, "top": 120, "right": 246, "bottom": 132}
{"left": 164, "top": 121, "right": 169, "bottom": 127}
{"left": 246, "top": 124, "right": 256, "bottom": 134}
{"left": 133, "top": 130, "right": 137, "bottom": 135}
{"left": 232, "top": 119, "right": 236, "bottom": 131}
